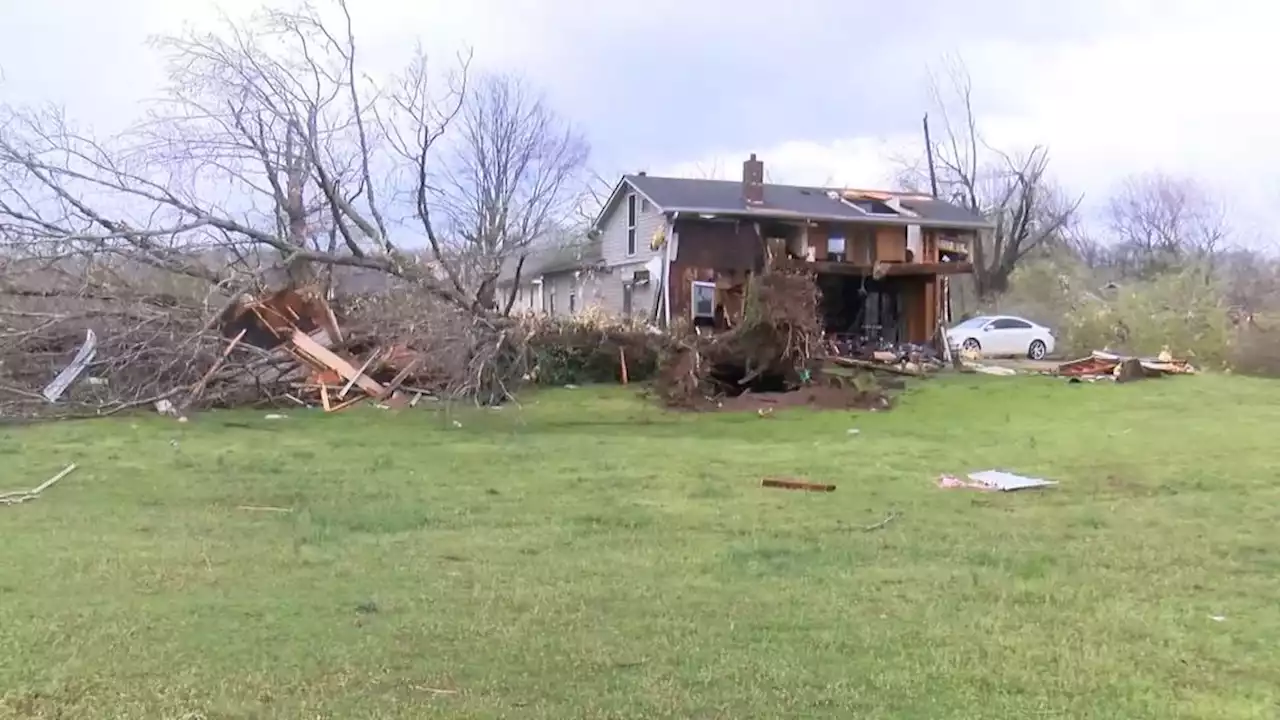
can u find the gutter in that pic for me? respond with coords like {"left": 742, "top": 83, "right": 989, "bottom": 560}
{"left": 664, "top": 206, "right": 993, "bottom": 231}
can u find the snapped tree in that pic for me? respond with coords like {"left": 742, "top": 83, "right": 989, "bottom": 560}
{"left": 907, "top": 57, "right": 1080, "bottom": 300}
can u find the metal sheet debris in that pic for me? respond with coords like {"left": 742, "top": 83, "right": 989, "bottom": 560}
{"left": 938, "top": 470, "right": 1058, "bottom": 492}
{"left": 968, "top": 470, "right": 1058, "bottom": 491}
{"left": 41, "top": 329, "right": 97, "bottom": 402}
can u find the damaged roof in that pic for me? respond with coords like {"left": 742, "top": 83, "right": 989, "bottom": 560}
{"left": 616, "top": 174, "right": 991, "bottom": 229}
{"left": 498, "top": 239, "right": 603, "bottom": 284}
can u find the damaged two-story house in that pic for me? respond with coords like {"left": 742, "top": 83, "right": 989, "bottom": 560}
{"left": 589, "top": 154, "right": 991, "bottom": 345}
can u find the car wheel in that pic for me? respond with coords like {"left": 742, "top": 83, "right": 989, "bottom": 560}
{"left": 961, "top": 338, "right": 981, "bottom": 354}
{"left": 1028, "top": 340, "right": 1047, "bottom": 360}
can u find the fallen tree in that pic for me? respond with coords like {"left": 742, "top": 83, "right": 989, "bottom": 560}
{"left": 655, "top": 269, "right": 835, "bottom": 407}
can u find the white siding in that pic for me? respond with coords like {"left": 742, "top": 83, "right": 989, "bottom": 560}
{"left": 593, "top": 182, "right": 668, "bottom": 320}
{"left": 599, "top": 184, "right": 666, "bottom": 268}
{"left": 526, "top": 269, "right": 608, "bottom": 318}
{"left": 594, "top": 261, "right": 655, "bottom": 320}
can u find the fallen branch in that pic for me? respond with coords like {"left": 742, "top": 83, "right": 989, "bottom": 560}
{"left": 0, "top": 463, "right": 77, "bottom": 506}
{"left": 182, "top": 328, "right": 247, "bottom": 411}
{"left": 861, "top": 512, "right": 900, "bottom": 532}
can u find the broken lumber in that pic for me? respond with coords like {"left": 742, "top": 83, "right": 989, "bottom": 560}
{"left": 762, "top": 477, "right": 836, "bottom": 492}
{"left": 339, "top": 349, "right": 383, "bottom": 400}
{"left": 290, "top": 330, "right": 384, "bottom": 396}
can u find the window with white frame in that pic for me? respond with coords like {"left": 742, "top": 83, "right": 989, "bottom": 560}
{"left": 569, "top": 290, "right": 577, "bottom": 314}
{"left": 626, "top": 194, "right": 637, "bottom": 255}
{"left": 827, "top": 235, "right": 846, "bottom": 260}
{"left": 691, "top": 281, "right": 716, "bottom": 319}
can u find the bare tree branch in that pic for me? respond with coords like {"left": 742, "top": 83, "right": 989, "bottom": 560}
{"left": 1, "top": 1, "right": 479, "bottom": 312}
{"left": 901, "top": 55, "right": 1080, "bottom": 298}
{"left": 1107, "top": 171, "right": 1228, "bottom": 279}
{"left": 432, "top": 72, "right": 589, "bottom": 313}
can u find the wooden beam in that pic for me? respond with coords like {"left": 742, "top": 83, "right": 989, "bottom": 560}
{"left": 290, "top": 331, "right": 385, "bottom": 397}
{"left": 762, "top": 477, "right": 836, "bottom": 492}
{"left": 777, "top": 259, "right": 973, "bottom": 277}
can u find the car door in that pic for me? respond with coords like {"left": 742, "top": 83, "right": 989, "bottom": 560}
{"left": 980, "top": 318, "right": 1010, "bottom": 355}
{"left": 990, "top": 318, "right": 1033, "bottom": 355}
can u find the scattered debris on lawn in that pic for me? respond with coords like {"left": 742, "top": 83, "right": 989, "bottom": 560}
{"left": 824, "top": 336, "right": 947, "bottom": 376}
{"left": 237, "top": 505, "right": 294, "bottom": 513}
{"left": 1057, "top": 350, "right": 1196, "bottom": 382}
{"left": 0, "top": 463, "right": 77, "bottom": 506}
{"left": 938, "top": 470, "right": 1058, "bottom": 491}
{"left": 965, "top": 363, "right": 1018, "bottom": 376}
{"left": 762, "top": 477, "right": 837, "bottom": 492}
{"left": 861, "top": 512, "right": 900, "bottom": 531}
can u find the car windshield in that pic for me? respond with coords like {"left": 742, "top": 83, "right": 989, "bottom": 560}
{"left": 951, "top": 316, "right": 992, "bottom": 330}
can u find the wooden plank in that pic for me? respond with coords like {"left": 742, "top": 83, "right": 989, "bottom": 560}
{"left": 290, "top": 331, "right": 384, "bottom": 396}
{"left": 762, "top": 477, "right": 836, "bottom": 492}
{"left": 374, "top": 357, "right": 421, "bottom": 401}
{"left": 339, "top": 350, "right": 383, "bottom": 400}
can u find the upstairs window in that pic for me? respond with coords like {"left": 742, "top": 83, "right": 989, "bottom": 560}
{"left": 626, "top": 195, "right": 637, "bottom": 255}
{"left": 827, "top": 236, "right": 846, "bottom": 260}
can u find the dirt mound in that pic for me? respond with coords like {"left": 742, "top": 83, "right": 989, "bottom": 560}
{"left": 715, "top": 384, "right": 892, "bottom": 413}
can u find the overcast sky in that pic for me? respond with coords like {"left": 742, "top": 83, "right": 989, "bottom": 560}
{"left": 2, "top": 0, "right": 1275, "bottom": 244}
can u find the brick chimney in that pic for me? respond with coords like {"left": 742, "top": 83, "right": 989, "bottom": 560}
{"left": 742, "top": 153, "right": 764, "bottom": 206}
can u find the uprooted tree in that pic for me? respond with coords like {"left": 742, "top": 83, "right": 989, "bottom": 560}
{"left": 904, "top": 57, "right": 1081, "bottom": 300}
{"left": 0, "top": 0, "right": 593, "bottom": 415}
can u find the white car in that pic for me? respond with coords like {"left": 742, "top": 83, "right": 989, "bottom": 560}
{"left": 946, "top": 315, "right": 1056, "bottom": 360}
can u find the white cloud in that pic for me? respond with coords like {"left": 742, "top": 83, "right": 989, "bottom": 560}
{"left": 662, "top": 3, "right": 1278, "bottom": 244}
{"left": 657, "top": 136, "right": 918, "bottom": 189}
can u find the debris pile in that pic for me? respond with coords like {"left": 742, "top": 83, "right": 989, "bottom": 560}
{"left": 823, "top": 334, "right": 948, "bottom": 377}
{"left": 213, "top": 287, "right": 434, "bottom": 413}
{"left": 2, "top": 281, "right": 672, "bottom": 420}
{"left": 1056, "top": 350, "right": 1196, "bottom": 382}
{"left": 653, "top": 270, "right": 888, "bottom": 410}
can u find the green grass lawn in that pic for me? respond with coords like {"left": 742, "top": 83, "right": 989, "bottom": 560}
{"left": 3, "top": 375, "right": 1280, "bottom": 719}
